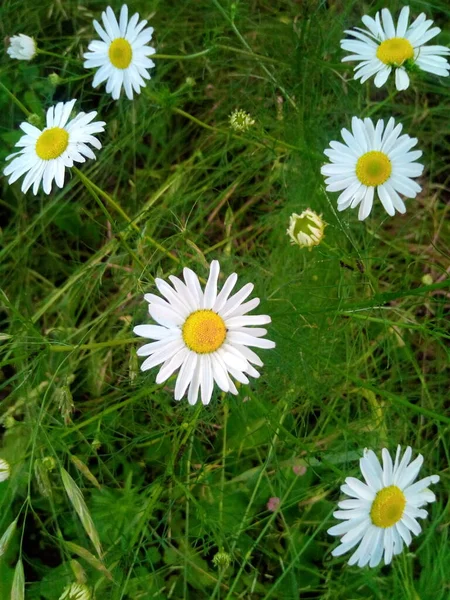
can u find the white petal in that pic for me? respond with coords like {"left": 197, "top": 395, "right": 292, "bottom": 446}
{"left": 174, "top": 352, "right": 197, "bottom": 400}
{"left": 148, "top": 304, "right": 184, "bottom": 328}
{"left": 136, "top": 337, "right": 181, "bottom": 357}
{"left": 155, "top": 347, "right": 190, "bottom": 384}
{"left": 383, "top": 527, "right": 394, "bottom": 565}
{"left": 395, "top": 68, "right": 410, "bottom": 91}
{"left": 203, "top": 260, "right": 220, "bottom": 309}
{"left": 374, "top": 65, "right": 391, "bottom": 87}
{"left": 401, "top": 513, "right": 422, "bottom": 536}
{"left": 183, "top": 267, "right": 203, "bottom": 306}
{"left": 140, "top": 340, "right": 184, "bottom": 371}
{"left": 393, "top": 447, "right": 412, "bottom": 484}
{"left": 225, "top": 297, "right": 261, "bottom": 318}
{"left": 382, "top": 448, "right": 394, "bottom": 486}
{"left": 369, "top": 528, "right": 384, "bottom": 567}
{"left": 219, "top": 283, "right": 254, "bottom": 319}
{"left": 358, "top": 186, "right": 374, "bottom": 221}
{"left": 396, "top": 6, "right": 410, "bottom": 38}
{"left": 377, "top": 184, "right": 396, "bottom": 216}
{"left": 226, "top": 331, "right": 275, "bottom": 349}
{"left": 154, "top": 279, "right": 190, "bottom": 317}
{"left": 200, "top": 355, "right": 214, "bottom": 405}
{"left": 381, "top": 9, "right": 396, "bottom": 39}
{"left": 119, "top": 4, "right": 129, "bottom": 36}
{"left": 344, "top": 477, "right": 376, "bottom": 501}
{"left": 360, "top": 450, "right": 383, "bottom": 490}
{"left": 187, "top": 361, "right": 202, "bottom": 405}
{"left": 225, "top": 315, "right": 271, "bottom": 328}
{"left": 396, "top": 520, "right": 412, "bottom": 546}
{"left": 403, "top": 474, "right": 439, "bottom": 498}
{"left": 396, "top": 454, "right": 423, "bottom": 490}
{"left": 328, "top": 517, "right": 367, "bottom": 537}
{"left": 211, "top": 354, "right": 230, "bottom": 392}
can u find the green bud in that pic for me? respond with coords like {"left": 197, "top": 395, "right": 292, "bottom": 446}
{"left": 27, "top": 113, "right": 43, "bottom": 128}
{"left": 212, "top": 550, "right": 232, "bottom": 569}
{"left": 48, "top": 72, "right": 62, "bottom": 87}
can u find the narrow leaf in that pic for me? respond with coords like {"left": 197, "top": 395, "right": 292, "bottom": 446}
{"left": 11, "top": 559, "right": 24, "bottom": 600}
{"left": 61, "top": 467, "right": 102, "bottom": 558}
{"left": 65, "top": 541, "right": 113, "bottom": 581}
{"left": 0, "top": 519, "right": 17, "bottom": 557}
{"left": 70, "top": 455, "right": 101, "bottom": 490}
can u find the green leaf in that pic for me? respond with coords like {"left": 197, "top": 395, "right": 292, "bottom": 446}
{"left": 0, "top": 520, "right": 17, "bottom": 557}
{"left": 11, "top": 559, "right": 24, "bottom": 600}
{"left": 60, "top": 468, "right": 103, "bottom": 558}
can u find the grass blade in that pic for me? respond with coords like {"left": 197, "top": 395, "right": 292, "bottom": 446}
{"left": 60, "top": 467, "right": 103, "bottom": 558}
{"left": 11, "top": 559, "right": 24, "bottom": 600}
{"left": 0, "top": 520, "right": 17, "bottom": 557}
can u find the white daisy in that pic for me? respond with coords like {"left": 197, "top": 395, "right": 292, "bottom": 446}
{"left": 3, "top": 99, "right": 105, "bottom": 195}
{"left": 287, "top": 209, "right": 325, "bottom": 250}
{"left": 7, "top": 34, "right": 37, "bottom": 61}
{"left": 133, "top": 260, "right": 275, "bottom": 406}
{"left": 83, "top": 4, "right": 156, "bottom": 100}
{"left": 0, "top": 458, "right": 10, "bottom": 482}
{"left": 321, "top": 116, "right": 424, "bottom": 221}
{"left": 341, "top": 6, "right": 450, "bottom": 91}
{"left": 328, "top": 446, "right": 439, "bottom": 568}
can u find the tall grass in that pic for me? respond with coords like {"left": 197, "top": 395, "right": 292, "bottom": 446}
{"left": 0, "top": 0, "right": 449, "bottom": 598}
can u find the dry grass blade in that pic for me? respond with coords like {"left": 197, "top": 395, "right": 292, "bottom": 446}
{"left": 61, "top": 467, "right": 103, "bottom": 558}
{"left": 65, "top": 541, "right": 114, "bottom": 581}
{"left": 70, "top": 455, "right": 102, "bottom": 490}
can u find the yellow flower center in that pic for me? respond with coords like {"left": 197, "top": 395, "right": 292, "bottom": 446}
{"left": 108, "top": 38, "right": 133, "bottom": 69}
{"left": 356, "top": 151, "right": 392, "bottom": 187}
{"left": 35, "top": 127, "right": 69, "bottom": 160}
{"left": 182, "top": 310, "right": 227, "bottom": 354}
{"left": 376, "top": 37, "right": 414, "bottom": 66}
{"left": 370, "top": 485, "right": 406, "bottom": 528}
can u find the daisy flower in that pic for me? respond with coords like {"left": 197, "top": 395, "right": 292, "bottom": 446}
{"left": 328, "top": 446, "right": 439, "bottom": 568}
{"left": 83, "top": 4, "right": 156, "bottom": 100}
{"left": 133, "top": 260, "right": 275, "bottom": 406}
{"left": 287, "top": 209, "right": 325, "bottom": 249}
{"left": 321, "top": 116, "right": 424, "bottom": 221}
{"left": 341, "top": 6, "right": 450, "bottom": 91}
{"left": 7, "top": 34, "right": 37, "bottom": 61}
{"left": 3, "top": 99, "right": 105, "bottom": 195}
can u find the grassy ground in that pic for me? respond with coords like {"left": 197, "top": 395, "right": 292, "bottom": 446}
{"left": 0, "top": 0, "right": 449, "bottom": 598}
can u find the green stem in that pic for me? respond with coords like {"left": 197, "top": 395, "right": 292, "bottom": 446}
{"left": 219, "top": 396, "right": 228, "bottom": 532}
{"left": 0, "top": 82, "right": 31, "bottom": 117}
{"left": 74, "top": 167, "right": 180, "bottom": 265}
{"left": 216, "top": 44, "right": 288, "bottom": 65}
{"left": 152, "top": 48, "right": 213, "bottom": 60}
{"left": 173, "top": 107, "right": 316, "bottom": 157}
{"left": 225, "top": 475, "right": 298, "bottom": 599}
{"left": 48, "top": 337, "right": 137, "bottom": 352}
{"left": 211, "top": 0, "right": 297, "bottom": 111}
{"left": 36, "top": 48, "right": 80, "bottom": 65}
{"left": 128, "top": 402, "right": 203, "bottom": 553}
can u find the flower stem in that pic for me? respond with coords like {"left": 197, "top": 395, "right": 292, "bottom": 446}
{"left": 152, "top": 48, "right": 213, "bottom": 60}
{"left": 48, "top": 337, "right": 137, "bottom": 353}
{"left": 74, "top": 167, "right": 180, "bottom": 265}
{"left": 0, "top": 82, "right": 31, "bottom": 117}
{"left": 36, "top": 48, "right": 80, "bottom": 65}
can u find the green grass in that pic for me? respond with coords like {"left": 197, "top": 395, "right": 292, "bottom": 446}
{"left": 0, "top": 0, "right": 449, "bottom": 598}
